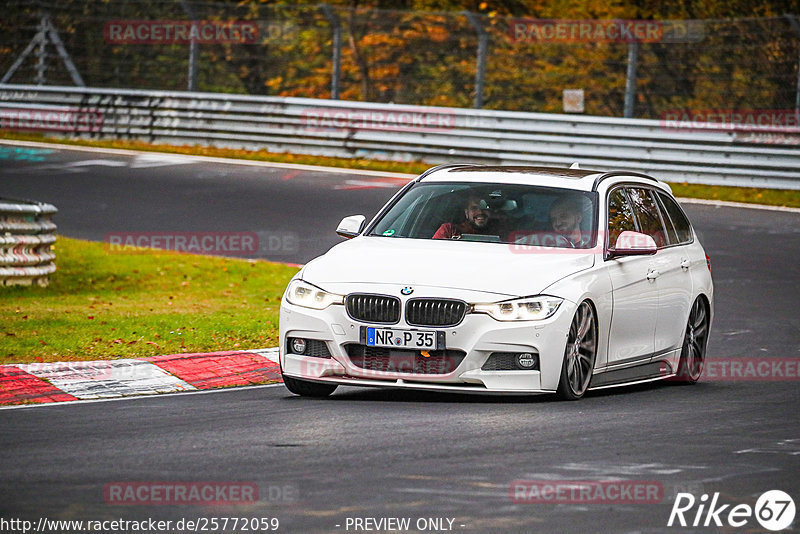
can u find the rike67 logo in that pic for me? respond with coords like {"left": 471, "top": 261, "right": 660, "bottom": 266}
{"left": 668, "top": 490, "right": 795, "bottom": 531}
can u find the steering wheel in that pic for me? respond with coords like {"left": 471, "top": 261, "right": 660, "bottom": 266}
{"left": 554, "top": 234, "right": 575, "bottom": 248}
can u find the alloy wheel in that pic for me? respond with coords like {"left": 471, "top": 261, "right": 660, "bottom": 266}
{"left": 677, "top": 298, "right": 708, "bottom": 383}
{"left": 557, "top": 301, "right": 597, "bottom": 400}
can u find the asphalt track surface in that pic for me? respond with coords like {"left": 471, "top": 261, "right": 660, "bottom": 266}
{"left": 2, "top": 144, "right": 799, "bottom": 533}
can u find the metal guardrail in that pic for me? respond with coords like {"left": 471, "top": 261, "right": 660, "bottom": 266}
{"left": 1, "top": 84, "right": 799, "bottom": 189}
{"left": 0, "top": 198, "right": 57, "bottom": 286}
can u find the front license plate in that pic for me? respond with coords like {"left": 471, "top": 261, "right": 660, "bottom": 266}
{"left": 363, "top": 327, "right": 444, "bottom": 350}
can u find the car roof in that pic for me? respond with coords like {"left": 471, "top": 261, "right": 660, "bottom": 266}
{"left": 418, "top": 164, "right": 668, "bottom": 193}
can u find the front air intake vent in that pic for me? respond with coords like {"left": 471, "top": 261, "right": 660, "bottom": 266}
{"left": 345, "top": 345, "right": 466, "bottom": 374}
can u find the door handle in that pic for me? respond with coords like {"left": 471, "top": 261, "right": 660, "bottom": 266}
{"left": 646, "top": 269, "right": 660, "bottom": 281}
{"left": 680, "top": 258, "right": 691, "bottom": 270}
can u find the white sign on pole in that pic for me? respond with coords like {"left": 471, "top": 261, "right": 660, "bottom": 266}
{"left": 563, "top": 89, "right": 585, "bottom": 113}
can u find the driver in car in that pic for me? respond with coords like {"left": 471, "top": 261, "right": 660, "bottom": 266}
{"left": 549, "top": 195, "right": 589, "bottom": 247}
{"left": 433, "top": 196, "right": 501, "bottom": 239}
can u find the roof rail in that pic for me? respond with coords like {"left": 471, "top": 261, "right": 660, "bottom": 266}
{"left": 415, "top": 163, "right": 477, "bottom": 181}
{"left": 592, "top": 170, "right": 660, "bottom": 191}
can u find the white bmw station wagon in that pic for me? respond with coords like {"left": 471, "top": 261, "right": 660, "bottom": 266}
{"left": 279, "top": 164, "right": 713, "bottom": 400}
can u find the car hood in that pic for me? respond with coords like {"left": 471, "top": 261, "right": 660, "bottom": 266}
{"left": 301, "top": 236, "right": 595, "bottom": 298}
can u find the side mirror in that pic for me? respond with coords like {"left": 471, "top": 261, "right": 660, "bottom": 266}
{"left": 336, "top": 215, "right": 366, "bottom": 239}
{"left": 608, "top": 231, "right": 657, "bottom": 257}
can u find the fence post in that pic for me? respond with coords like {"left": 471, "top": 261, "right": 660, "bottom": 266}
{"left": 1, "top": 12, "right": 84, "bottom": 86}
{"left": 623, "top": 41, "right": 639, "bottom": 118}
{"left": 180, "top": 0, "right": 198, "bottom": 91}
{"left": 35, "top": 13, "right": 47, "bottom": 85}
{"left": 44, "top": 14, "right": 85, "bottom": 86}
{"left": 785, "top": 14, "right": 800, "bottom": 124}
{"left": 463, "top": 11, "right": 488, "bottom": 109}
{"left": 320, "top": 4, "right": 342, "bottom": 100}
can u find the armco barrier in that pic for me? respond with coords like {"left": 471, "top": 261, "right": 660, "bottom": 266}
{"left": 1, "top": 84, "right": 799, "bottom": 189}
{"left": 0, "top": 198, "right": 57, "bottom": 286}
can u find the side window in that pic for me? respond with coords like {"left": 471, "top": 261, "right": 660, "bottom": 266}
{"left": 627, "top": 187, "right": 668, "bottom": 248}
{"left": 655, "top": 193, "right": 680, "bottom": 245}
{"left": 607, "top": 188, "right": 636, "bottom": 247}
{"left": 657, "top": 192, "right": 693, "bottom": 244}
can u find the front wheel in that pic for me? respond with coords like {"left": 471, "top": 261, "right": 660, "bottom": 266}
{"left": 673, "top": 298, "right": 709, "bottom": 383}
{"left": 282, "top": 375, "right": 338, "bottom": 397}
{"left": 556, "top": 301, "right": 597, "bottom": 400}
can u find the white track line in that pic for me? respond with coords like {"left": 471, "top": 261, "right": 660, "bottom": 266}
{"left": 676, "top": 197, "right": 800, "bottom": 213}
{"left": 0, "top": 139, "right": 416, "bottom": 179}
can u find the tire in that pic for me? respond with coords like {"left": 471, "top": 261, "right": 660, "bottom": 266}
{"left": 673, "top": 298, "right": 709, "bottom": 384}
{"left": 556, "top": 301, "right": 597, "bottom": 400}
{"left": 282, "top": 375, "right": 338, "bottom": 397}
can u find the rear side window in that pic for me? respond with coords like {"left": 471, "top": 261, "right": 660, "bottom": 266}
{"left": 655, "top": 194, "right": 680, "bottom": 245}
{"left": 657, "top": 192, "right": 693, "bottom": 244}
{"left": 607, "top": 188, "right": 636, "bottom": 247}
{"left": 627, "top": 187, "right": 669, "bottom": 248}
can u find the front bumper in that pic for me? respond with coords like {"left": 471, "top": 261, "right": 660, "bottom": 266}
{"left": 279, "top": 295, "right": 576, "bottom": 394}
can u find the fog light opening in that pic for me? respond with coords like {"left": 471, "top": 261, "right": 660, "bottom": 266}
{"left": 516, "top": 352, "right": 538, "bottom": 370}
{"left": 291, "top": 338, "right": 307, "bottom": 354}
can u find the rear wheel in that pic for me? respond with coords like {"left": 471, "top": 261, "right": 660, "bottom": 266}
{"left": 673, "top": 298, "right": 709, "bottom": 383}
{"left": 282, "top": 375, "right": 337, "bottom": 397}
{"left": 556, "top": 301, "right": 597, "bottom": 400}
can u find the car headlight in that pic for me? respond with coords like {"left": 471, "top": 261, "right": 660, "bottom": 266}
{"left": 284, "top": 279, "right": 344, "bottom": 310}
{"left": 472, "top": 296, "right": 563, "bottom": 321}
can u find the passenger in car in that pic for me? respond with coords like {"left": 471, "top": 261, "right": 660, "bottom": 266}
{"left": 432, "top": 196, "right": 503, "bottom": 239}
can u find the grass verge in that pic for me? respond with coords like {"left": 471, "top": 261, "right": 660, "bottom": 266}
{"left": 0, "top": 237, "right": 298, "bottom": 365}
{"left": 3, "top": 131, "right": 799, "bottom": 208}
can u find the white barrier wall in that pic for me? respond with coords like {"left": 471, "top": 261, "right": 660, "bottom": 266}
{"left": 1, "top": 84, "right": 799, "bottom": 189}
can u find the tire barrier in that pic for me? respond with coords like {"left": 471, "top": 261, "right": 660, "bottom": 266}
{"left": 0, "top": 198, "right": 57, "bottom": 286}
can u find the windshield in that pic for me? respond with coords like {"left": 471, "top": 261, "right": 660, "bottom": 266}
{"left": 368, "top": 182, "right": 597, "bottom": 249}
